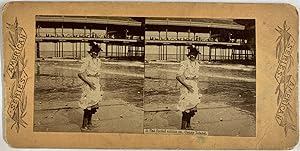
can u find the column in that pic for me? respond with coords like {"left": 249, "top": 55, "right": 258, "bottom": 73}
{"left": 36, "top": 42, "right": 40, "bottom": 58}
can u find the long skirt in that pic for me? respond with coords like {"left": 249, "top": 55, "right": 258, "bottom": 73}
{"left": 177, "top": 79, "right": 202, "bottom": 112}
{"left": 79, "top": 76, "right": 103, "bottom": 109}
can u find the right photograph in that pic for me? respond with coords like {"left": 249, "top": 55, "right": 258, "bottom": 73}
{"left": 143, "top": 18, "right": 256, "bottom": 137}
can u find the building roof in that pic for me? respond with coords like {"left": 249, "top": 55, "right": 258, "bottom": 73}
{"left": 145, "top": 18, "right": 245, "bottom": 30}
{"left": 36, "top": 16, "right": 142, "bottom": 26}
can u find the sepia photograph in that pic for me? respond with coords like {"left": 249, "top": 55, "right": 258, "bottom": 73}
{"left": 34, "top": 16, "right": 145, "bottom": 133}
{"left": 3, "top": 2, "right": 299, "bottom": 149}
{"left": 33, "top": 16, "right": 256, "bottom": 136}
{"left": 143, "top": 18, "right": 256, "bottom": 136}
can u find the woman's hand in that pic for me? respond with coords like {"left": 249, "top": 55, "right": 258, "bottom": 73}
{"left": 177, "top": 75, "right": 194, "bottom": 93}
{"left": 186, "top": 85, "right": 194, "bottom": 93}
{"left": 89, "top": 82, "right": 96, "bottom": 90}
{"left": 78, "top": 73, "right": 97, "bottom": 90}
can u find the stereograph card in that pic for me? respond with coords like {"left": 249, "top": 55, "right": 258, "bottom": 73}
{"left": 2, "top": 2, "right": 299, "bottom": 149}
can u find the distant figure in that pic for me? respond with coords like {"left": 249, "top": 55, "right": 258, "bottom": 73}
{"left": 176, "top": 45, "right": 202, "bottom": 130}
{"left": 78, "top": 41, "right": 103, "bottom": 131}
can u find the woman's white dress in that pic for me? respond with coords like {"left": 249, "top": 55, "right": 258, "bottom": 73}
{"left": 177, "top": 60, "right": 202, "bottom": 112}
{"left": 78, "top": 57, "right": 103, "bottom": 109}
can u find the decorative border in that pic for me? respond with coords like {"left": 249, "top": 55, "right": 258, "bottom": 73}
{"left": 6, "top": 18, "right": 28, "bottom": 133}
{"left": 274, "top": 21, "right": 297, "bottom": 136}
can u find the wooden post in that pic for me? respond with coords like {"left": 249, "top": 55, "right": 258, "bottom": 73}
{"left": 166, "top": 28, "right": 168, "bottom": 40}
{"left": 159, "top": 46, "right": 161, "bottom": 60}
{"left": 105, "top": 43, "right": 108, "bottom": 56}
{"left": 159, "top": 31, "right": 160, "bottom": 40}
{"left": 72, "top": 43, "right": 74, "bottom": 58}
{"left": 124, "top": 45, "right": 127, "bottom": 56}
{"left": 84, "top": 42, "right": 86, "bottom": 58}
{"left": 202, "top": 46, "right": 205, "bottom": 61}
{"left": 79, "top": 42, "right": 81, "bottom": 59}
{"left": 228, "top": 48, "right": 230, "bottom": 60}
{"left": 222, "top": 49, "right": 226, "bottom": 60}
{"left": 162, "top": 45, "right": 164, "bottom": 60}
{"left": 166, "top": 45, "right": 168, "bottom": 60}
{"left": 54, "top": 43, "right": 56, "bottom": 57}
{"left": 36, "top": 42, "right": 40, "bottom": 58}
{"left": 215, "top": 47, "right": 217, "bottom": 61}
{"left": 57, "top": 42, "right": 59, "bottom": 57}
{"left": 72, "top": 28, "right": 74, "bottom": 37}
{"left": 105, "top": 26, "right": 108, "bottom": 38}
{"left": 175, "top": 45, "right": 177, "bottom": 61}
{"left": 162, "top": 46, "right": 164, "bottom": 60}
{"left": 209, "top": 46, "right": 211, "bottom": 61}
{"left": 58, "top": 42, "right": 60, "bottom": 57}
{"left": 117, "top": 45, "right": 119, "bottom": 57}
{"left": 116, "top": 45, "right": 118, "bottom": 57}
{"left": 62, "top": 42, "right": 64, "bottom": 58}
{"left": 222, "top": 48, "right": 224, "bottom": 61}
{"left": 84, "top": 26, "right": 86, "bottom": 37}
{"left": 194, "top": 32, "right": 196, "bottom": 41}
{"left": 183, "top": 46, "right": 186, "bottom": 60}
{"left": 221, "top": 48, "right": 223, "bottom": 61}
{"left": 121, "top": 45, "right": 124, "bottom": 56}
{"left": 61, "top": 25, "right": 64, "bottom": 37}
{"left": 233, "top": 49, "right": 235, "bottom": 60}
{"left": 178, "top": 45, "right": 181, "bottom": 61}
{"left": 75, "top": 42, "right": 77, "bottom": 59}
{"left": 111, "top": 44, "right": 113, "bottom": 57}
{"left": 225, "top": 48, "right": 227, "bottom": 60}
{"left": 197, "top": 46, "right": 200, "bottom": 60}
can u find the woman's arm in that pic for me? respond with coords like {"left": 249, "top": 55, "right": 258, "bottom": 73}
{"left": 78, "top": 72, "right": 96, "bottom": 90}
{"left": 176, "top": 75, "right": 194, "bottom": 93}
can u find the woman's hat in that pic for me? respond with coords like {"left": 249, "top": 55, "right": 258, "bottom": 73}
{"left": 187, "top": 45, "right": 200, "bottom": 56}
{"left": 88, "top": 41, "right": 102, "bottom": 53}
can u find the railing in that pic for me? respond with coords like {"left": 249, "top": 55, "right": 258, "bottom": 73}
{"left": 146, "top": 40, "right": 242, "bottom": 46}
{"left": 38, "top": 51, "right": 145, "bottom": 60}
{"left": 145, "top": 53, "right": 255, "bottom": 62}
{"left": 145, "top": 36, "right": 249, "bottom": 46}
{"left": 36, "top": 35, "right": 144, "bottom": 43}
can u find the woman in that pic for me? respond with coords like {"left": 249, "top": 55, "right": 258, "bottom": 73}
{"left": 78, "top": 41, "right": 103, "bottom": 131}
{"left": 176, "top": 45, "right": 202, "bottom": 130}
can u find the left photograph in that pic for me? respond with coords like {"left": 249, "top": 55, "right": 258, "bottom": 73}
{"left": 34, "top": 16, "right": 145, "bottom": 133}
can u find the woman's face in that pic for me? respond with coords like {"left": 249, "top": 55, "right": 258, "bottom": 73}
{"left": 189, "top": 54, "right": 196, "bottom": 61}
{"left": 90, "top": 51, "right": 99, "bottom": 58}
